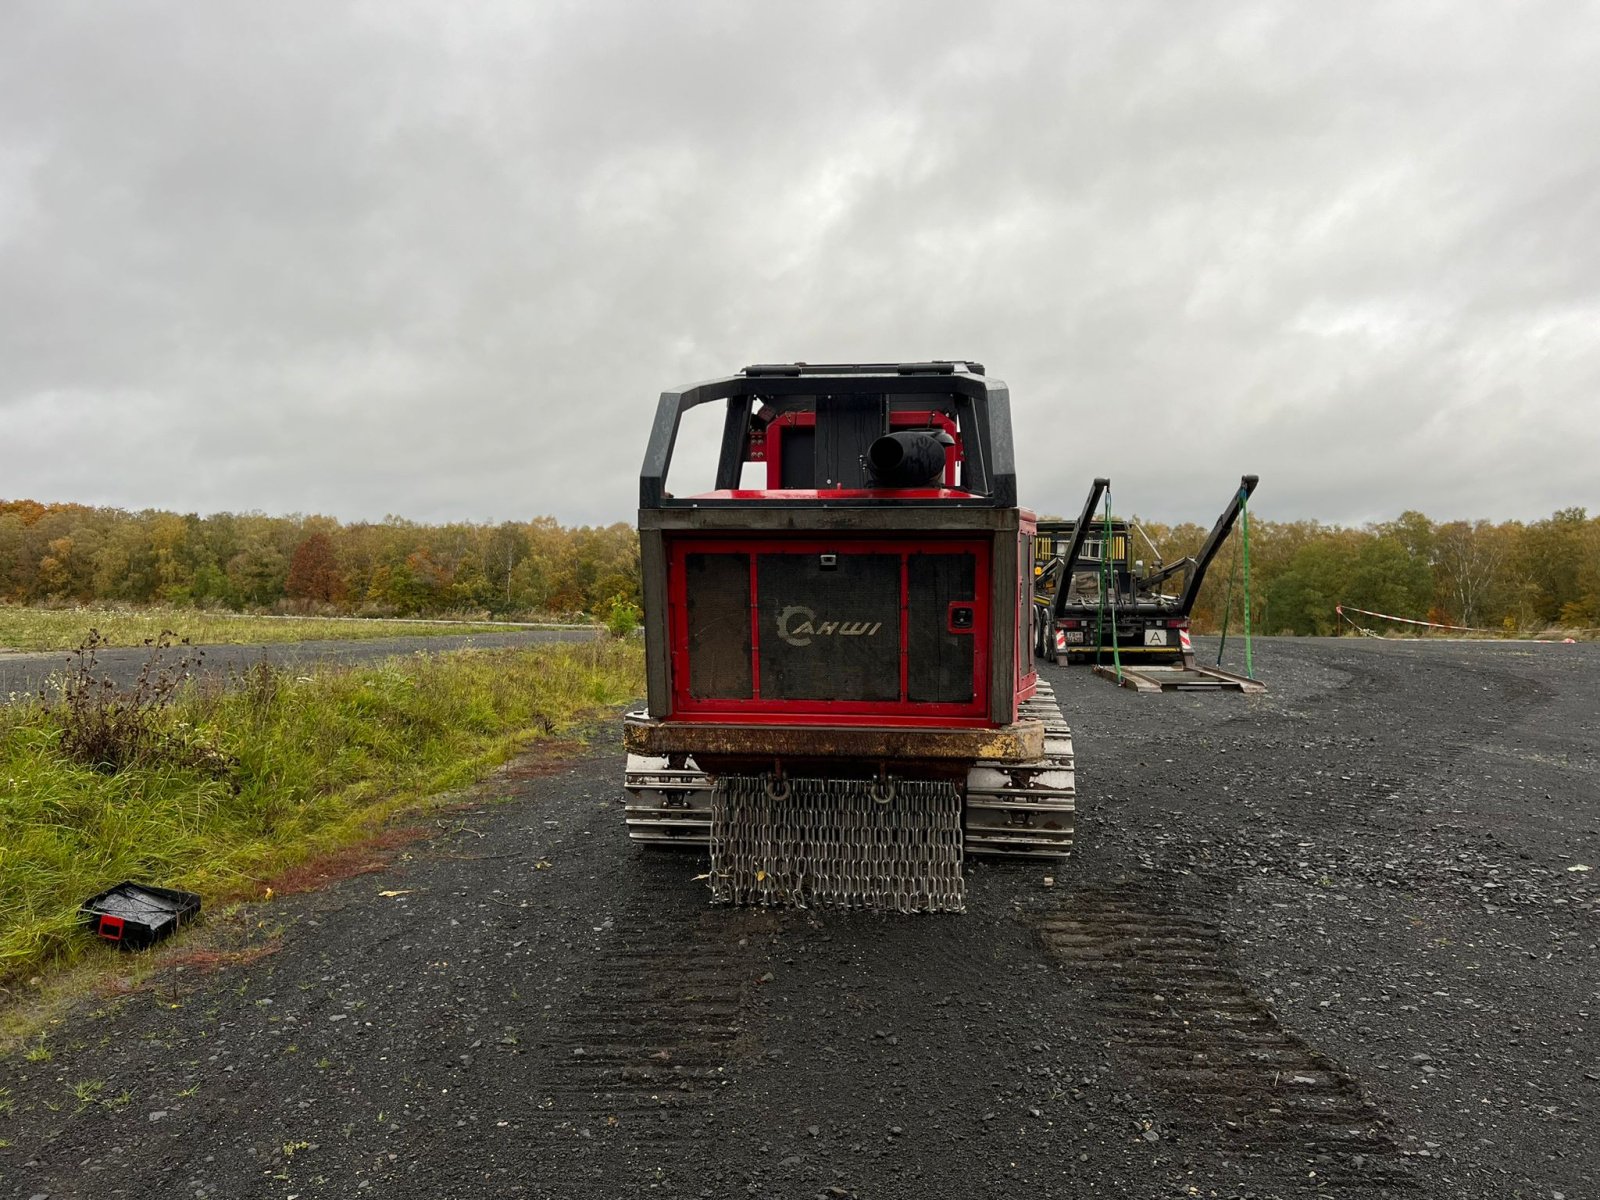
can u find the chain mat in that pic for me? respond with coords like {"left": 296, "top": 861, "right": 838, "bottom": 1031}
{"left": 709, "top": 775, "right": 965, "bottom": 914}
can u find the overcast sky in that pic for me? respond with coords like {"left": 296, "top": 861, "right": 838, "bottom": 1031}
{"left": 2, "top": 1, "right": 1596, "bottom": 529}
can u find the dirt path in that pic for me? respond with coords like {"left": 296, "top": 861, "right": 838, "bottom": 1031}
{"left": 2, "top": 638, "right": 1595, "bottom": 1198}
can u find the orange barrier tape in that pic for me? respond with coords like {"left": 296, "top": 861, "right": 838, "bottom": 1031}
{"left": 1334, "top": 604, "right": 1494, "bottom": 633}
{"left": 1336, "top": 605, "right": 1600, "bottom": 637}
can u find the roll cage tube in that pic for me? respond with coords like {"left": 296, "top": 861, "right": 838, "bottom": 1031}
{"left": 1178, "top": 474, "right": 1260, "bottom": 612}
{"left": 638, "top": 362, "right": 1016, "bottom": 509}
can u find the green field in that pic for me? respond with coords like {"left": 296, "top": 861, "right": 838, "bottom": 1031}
{"left": 0, "top": 605, "right": 549, "bottom": 652}
{"left": 0, "top": 640, "right": 642, "bottom": 985}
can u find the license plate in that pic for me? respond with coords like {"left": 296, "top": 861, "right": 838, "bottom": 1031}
{"left": 1064, "top": 631, "right": 1084, "bottom": 644}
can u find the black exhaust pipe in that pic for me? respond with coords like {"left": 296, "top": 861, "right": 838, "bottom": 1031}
{"left": 866, "top": 431, "right": 948, "bottom": 488}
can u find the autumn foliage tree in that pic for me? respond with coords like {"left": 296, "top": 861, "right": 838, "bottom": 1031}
{"left": 0, "top": 499, "right": 641, "bottom": 619}
{"left": 0, "top": 496, "right": 1595, "bottom": 634}
{"left": 285, "top": 532, "right": 344, "bottom": 606}
{"left": 1098, "top": 506, "right": 1600, "bottom": 637}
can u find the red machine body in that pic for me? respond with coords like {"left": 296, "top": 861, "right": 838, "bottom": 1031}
{"left": 634, "top": 367, "right": 1037, "bottom": 740}
{"left": 622, "top": 362, "right": 1073, "bottom": 896}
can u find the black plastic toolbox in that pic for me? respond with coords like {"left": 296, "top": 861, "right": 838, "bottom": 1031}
{"left": 79, "top": 882, "right": 202, "bottom": 950}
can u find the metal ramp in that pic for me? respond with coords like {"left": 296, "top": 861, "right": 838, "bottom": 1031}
{"left": 1092, "top": 662, "right": 1265, "bottom": 693}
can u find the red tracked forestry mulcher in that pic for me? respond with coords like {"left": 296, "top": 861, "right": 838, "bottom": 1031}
{"left": 621, "top": 362, "right": 1074, "bottom": 913}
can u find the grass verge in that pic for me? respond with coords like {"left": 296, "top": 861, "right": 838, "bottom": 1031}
{"left": 0, "top": 639, "right": 642, "bottom": 988}
{"left": 0, "top": 605, "right": 561, "bottom": 652}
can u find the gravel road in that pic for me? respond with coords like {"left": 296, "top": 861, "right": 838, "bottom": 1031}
{"left": 0, "top": 629, "right": 597, "bottom": 699}
{"left": 2, "top": 637, "right": 1595, "bottom": 1199}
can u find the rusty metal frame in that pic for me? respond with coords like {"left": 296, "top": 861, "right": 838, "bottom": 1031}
{"left": 623, "top": 710, "right": 1045, "bottom": 762}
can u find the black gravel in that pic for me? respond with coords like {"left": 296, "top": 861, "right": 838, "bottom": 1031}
{"left": 2, "top": 636, "right": 1595, "bottom": 1199}
{"left": 0, "top": 629, "right": 595, "bottom": 699}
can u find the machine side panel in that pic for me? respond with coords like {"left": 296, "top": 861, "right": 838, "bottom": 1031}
{"left": 640, "top": 526, "right": 672, "bottom": 717}
{"left": 1016, "top": 519, "right": 1039, "bottom": 701}
{"left": 988, "top": 528, "right": 1020, "bottom": 724}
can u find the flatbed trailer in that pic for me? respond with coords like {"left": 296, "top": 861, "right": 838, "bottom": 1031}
{"left": 1034, "top": 475, "right": 1259, "bottom": 670}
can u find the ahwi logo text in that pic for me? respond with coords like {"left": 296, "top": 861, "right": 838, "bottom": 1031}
{"left": 777, "top": 606, "right": 884, "bottom": 648}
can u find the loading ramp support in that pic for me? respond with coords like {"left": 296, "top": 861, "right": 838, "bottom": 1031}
{"left": 1092, "top": 661, "right": 1266, "bottom": 693}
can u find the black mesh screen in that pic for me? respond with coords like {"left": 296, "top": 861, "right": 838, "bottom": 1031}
{"left": 778, "top": 428, "right": 815, "bottom": 488}
{"left": 757, "top": 553, "right": 900, "bottom": 701}
{"left": 815, "top": 394, "right": 884, "bottom": 488}
{"left": 907, "top": 552, "right": 976, "bottom": 702}
{"left": 685, "top": 552, "right": 752, "bottom": 699}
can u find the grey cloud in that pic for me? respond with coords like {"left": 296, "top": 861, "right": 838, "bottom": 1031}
{"left": 2, "top": 0, "right": 1595, "bottom": 527}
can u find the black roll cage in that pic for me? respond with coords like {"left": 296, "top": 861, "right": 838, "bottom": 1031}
{"left": 639, "top": 361, "right": 1017, "bottom": 510}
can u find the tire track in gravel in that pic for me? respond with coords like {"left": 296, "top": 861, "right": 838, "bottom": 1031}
{"left": 1037, "top": 876, "right": 1416, "bottom": 1194}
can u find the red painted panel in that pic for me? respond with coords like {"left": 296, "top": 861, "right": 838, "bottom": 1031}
{"left": 1014, "top": 524, "right": 1038, "bottom": 712}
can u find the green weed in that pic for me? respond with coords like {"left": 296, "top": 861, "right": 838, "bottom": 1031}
{"left": 67, "top": 1079, "right": 104, "bottom": 1111}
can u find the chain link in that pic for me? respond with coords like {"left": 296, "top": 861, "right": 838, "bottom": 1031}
{"left": 709, "top": 775, "right": 965, "bottom": 914}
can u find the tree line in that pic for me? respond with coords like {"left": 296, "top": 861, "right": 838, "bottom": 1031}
{"left": 1131, "top": 507, "right": 1599, "bottom": 636}
{"left": 3, "top": 498, "right": 1595, "bottom": 635}
{"left": 0, "top": 500, "right": 639, "bottom": 620}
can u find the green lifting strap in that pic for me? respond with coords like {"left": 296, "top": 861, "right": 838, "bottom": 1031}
{"left": 1101, "top": 486, "right": 1123, "bottom": 681}
{"left": 1216, "top": 543, "right": 1236, "bottom": 666}
{"left": 1240, "top": 484, "right": 1255, "bottom": 680}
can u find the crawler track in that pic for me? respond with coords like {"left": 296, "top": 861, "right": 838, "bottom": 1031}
{"left": 1039, "top": 881, "right": 1414, "bottom": 1192}
{"left": 964, "top": 678, "right": 1076, "bottom": 858}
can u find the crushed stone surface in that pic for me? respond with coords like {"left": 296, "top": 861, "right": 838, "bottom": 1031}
{"left": 1, "top": 636, "right": 1595, "bottom": 1198}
